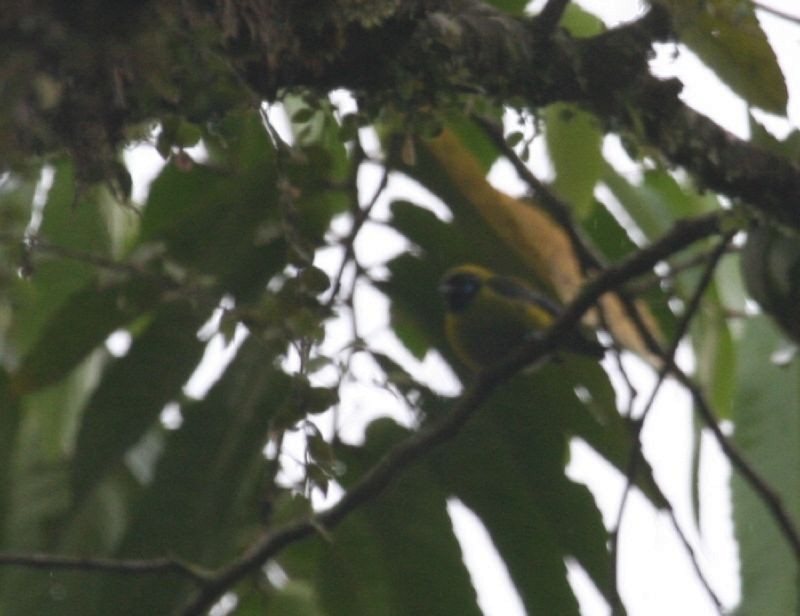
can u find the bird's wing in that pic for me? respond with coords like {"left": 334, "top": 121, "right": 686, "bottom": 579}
{"left": 486, "top": 275, "right": 562, "bottom": 316}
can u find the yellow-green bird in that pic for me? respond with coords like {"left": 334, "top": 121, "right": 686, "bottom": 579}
{"left": 439, "top": 264, "right": 605, "bottom": 371}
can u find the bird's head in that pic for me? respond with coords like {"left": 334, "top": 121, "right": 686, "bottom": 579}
{"left": 438, "top": 264, "right": 492, "bottom": 313}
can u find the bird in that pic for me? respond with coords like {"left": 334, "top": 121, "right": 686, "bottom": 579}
{"left": 438, "top": 264, "right": 605, "bottom": 371}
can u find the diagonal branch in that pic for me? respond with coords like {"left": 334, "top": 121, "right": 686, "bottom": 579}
{"left": 592, "top": 233, "right": 800, "bottom": 563}
{"left": 0, "top": 210, "right": 729, "bottom": 613}
{"left": 177, "top": 210, "right": 727, "bottom": 615}
{"left": 676, "top": 368, "right": 800, "bottom": 558}
{"left": 610, "top": 234, "right": 733, "bottom": 614}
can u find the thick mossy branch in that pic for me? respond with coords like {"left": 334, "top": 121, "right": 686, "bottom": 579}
{"left": 3, "top": 1, "right": 800, "bottom": 226}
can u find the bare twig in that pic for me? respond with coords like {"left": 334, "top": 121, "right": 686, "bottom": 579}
{"left": 625, "top": 244, "right": 740, "bottom": 295}
{"left": 325, "top": 149, "right": 388, "bottom": 308}
{"left": 600, "top": 231, "right": 800, "bottom": 565}
{"left": 472, "top": 115, "right": 600, "bottom": 273}
{"left": 678, "top": 369, "right": 800, "bottom": 558}
{"left": 0, "top": 232, "right": 139, "bottom": 276}
{"left": 610, "top": 235, "right": 732, "bottom": 614}
{"left": 753, "top": 1, "right": 800, "bottom": 24}
{"left": 0, "top": 552, "right": 211, "bottom": 585}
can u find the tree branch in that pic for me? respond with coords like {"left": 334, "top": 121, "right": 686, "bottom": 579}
{"left": 677, "top": 368, "right": 800, "bottom": 559}
{"left": 7, "top": 3, "right": 800, "bottom": 227}
{"left": 589, "top": 229, "right": 800, "bottom": 564}
{"left": 753, "top": 1, "right": 800, "bottom": 24}
{"left": 0, "top": 552, "right": 211, "bottom": 585}
{"left": 248, "top": 2, "right": 800, "bottom": 228}
{"left": 535, "top": 0, "right": 570, "bottom": 32}
{"left": 0, "top": 209, "right": 727, "bottom": 612}
{"left": 177, "top": 210, "right": 727, "bottom": 614}
{"left": 611, "top": 235, "right": 733, "bottom": 614}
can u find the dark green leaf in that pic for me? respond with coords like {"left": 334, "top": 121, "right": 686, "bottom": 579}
{"left": 70, "top": 301, "right": 207, "bottom": 502}
{"left": 13, "top": 277, "right": 161, "bottom": 393}
{"left": 545, "top": 103, "right": 603, "bottom": 217}
{"left": 311, "top": 418, "right": 483, "bottom": 616}
{"left": 91, "top": 339, "right": 291, "bottom": 615}
{"left": 731, "top": 316, "right": 800, "bottom": 614}
{"left": 10, "top": 159, "right": 110, "bottom": 359}
{"left": 667, "top": 0, "right": 787, "bottom": 114}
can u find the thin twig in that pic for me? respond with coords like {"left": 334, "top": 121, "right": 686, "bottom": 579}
{"left": 0, "top": 232, "right": 138, "bottom": 276}
{"left": 326, "top": 158, "right": 389, "bottom": 307}
{"left": 753, "top": 1, "right": 800, "bottom": 24}
{"left": 678, "top": 368, "right": 800, "bottom": 559}
{"left": 0, "top": 552, "right": 211, "bottom": 585}
{"left": 610, "top": 235, "right": 732, "bottom": 614}
{"left": 626, "top": 244, "right": 740, "bottom": 295}
{"left": 473, "top": 115, "right": 600, "bottom": 274}
{"left": 606, "top": 234, "right": 800, "bottom": 564}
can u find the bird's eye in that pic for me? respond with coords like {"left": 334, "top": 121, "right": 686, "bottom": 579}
{"left": 441, "top": 274, "right": 481, "bottom": 312}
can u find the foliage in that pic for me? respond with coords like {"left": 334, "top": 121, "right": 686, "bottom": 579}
{"left": 0, "top": 1, "right": 798, "bottom": 615}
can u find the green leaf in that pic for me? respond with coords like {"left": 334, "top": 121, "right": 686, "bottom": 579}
{"left": 438, "top": 366, "right": 639, "bottom": 611}
{"left": 10, "top": 159, "right": 111, "bottom": 359}
{"left": 545, "top": 103, "right": 603, "bottom": 218}
{"left": 582, "top": 197, "right": 639, "bottom": 262}
{"left": 298, "top": 266, "right": 331, "bottom": 295}
{"left": 141, "top": 111, "right": 283, "bottom": 298}
{"left": 691, "top": 283, "right": 735, "bottom": 420}
{"left": 13, "top": 277, "right": 161, "bottom": 393}
{"left": 665, "top": 0, "right": 787, "bottom": 114}
{"left": 70, "top": 301, "right": 207, "bottom": 502}
{"left": 731, "top": 316, "right": 800, "bottom": 615}
{"left": 741, "top": 224, "right": 800, "bottom": 344}
{"left": 311, "top": 418, "right": 483, "bottom": 616}
{"left": 433, "top": 407, "right": 583, "bottom": 614}
{"left": 602, "top": 167, "right": 718, "bottom": 241}
{"left": 91, "top": 339, "right": 292, "bottom": 615}
{"left": 559, "top": 3, "right": 604, "bottom": 37}
{"left": 484, "top": 0, "right": 528, "bottom": 14}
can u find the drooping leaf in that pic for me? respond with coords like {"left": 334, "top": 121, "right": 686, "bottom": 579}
{"left": 545, "top": 103, "right": 603, "bottom": 218}
{"left": 731, "top": 316, "right": 800, "bottom": 615}
{"left": 88, "top": 339, "right": 291, "bottom": 616}
{"left": 559, "top": 3, "right": 604, "bottom": 37}
{"left": 9, "top": 158, "right": 112, "bottom": 362}
{"left": 663, "top": 0, "right": 787, "bottom": 114}
{"left": 70, "top": 300, "right": 207, "bottom": 502}
{"left": 12, "top": 277, "right": 162, "bottom": 393}
{"left": 602, "top": 166, "right": 717, "bottom": 242}
{"left": 311, "top": 418, "right": 484, "bottom": 616}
